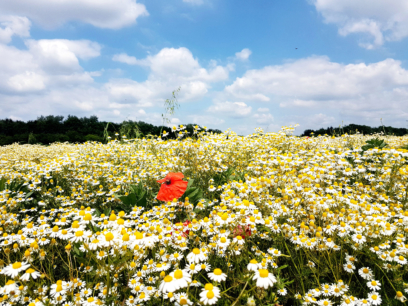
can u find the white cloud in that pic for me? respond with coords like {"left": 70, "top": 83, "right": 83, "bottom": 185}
{"left": 186, "top": 115, "right": 225, "bottom": 126}
{"left": 235, "top": 48, "right": 252, "bottom": 61}
{"left": 257, "top": 107, "right": 269, "bottom": 112}
{"left": 7, "top": 71, "right": 45, "bottom": 92}
{"left": 112, "top": 53, "right": 140, "bottom": 65}
{"left": 0, "top": 0, "right": 148, "bottom": 29}
{"left": 224, "top": 55, "right": 408, "bottom": 128}
{"left": 108, "top": 47, "right": 230, "bottom": 105}
{"left": 253, "top": 113, "right": 273, "bottom": 124}
{"left": 208, "top": 101, "right": 252, "bottom": 118}
{"left": 0, "top": 15, "right": 30, "bottom": 44}
{"left": 311, "top": 0, "right": 408, "bottom": 48}
{"left": 226, "top": 56, "right": 408, "bottom": 102}
{"left": 0, "top": 37, "right": 232, "bottom": 128}
{"left": 306, "top": 113, "right": 336, "bottom": 127}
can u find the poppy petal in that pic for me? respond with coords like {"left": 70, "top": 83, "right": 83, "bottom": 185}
{"left": 156, "top": 179, "right": 188, "bottom": 202}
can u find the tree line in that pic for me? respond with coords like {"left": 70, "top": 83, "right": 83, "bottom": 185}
{"left": 0, "top": 115, "right": 222, "bottom": 146}
{"left": 301, "top": 123, "right": 408, "bottom": 137}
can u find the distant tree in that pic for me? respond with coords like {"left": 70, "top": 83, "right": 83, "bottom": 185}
{"left": 28, "top": 132, "right": 37, "bottom": 144}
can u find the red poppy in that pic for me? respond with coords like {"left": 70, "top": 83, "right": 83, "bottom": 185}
{"left": 233, "top": 225, "right": 252, "bottom": 239}
{"left": 182, "top": 220, "right": 191, "bottom": 237}
{"left": 157, "top": 172, "right": 188, "bottom": 202}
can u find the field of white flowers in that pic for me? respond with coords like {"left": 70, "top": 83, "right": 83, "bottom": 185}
{"left": 0, "top": 127, "right": 407, "bottom": 306}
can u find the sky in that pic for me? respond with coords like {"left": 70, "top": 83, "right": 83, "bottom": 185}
{"left": 1, "top": 0, "right": 408, "bottom": 135}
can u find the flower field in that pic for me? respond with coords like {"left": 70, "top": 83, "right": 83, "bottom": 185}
{"left": 0, "top": 127, "right": 408, "bottom": 306}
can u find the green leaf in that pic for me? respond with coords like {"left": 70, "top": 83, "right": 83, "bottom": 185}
{"left": 187, "top": 179, "right": 194, "bottom": 189}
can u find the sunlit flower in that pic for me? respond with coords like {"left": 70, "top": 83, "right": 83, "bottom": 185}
{"left": 2, "top": 261, "right": 30, "bottom": 278}
{"left": 208, "top": 268, "right": 227, "bottom": 282}
{"left": 252, "top": 269, "right": 276, "bottom": 289}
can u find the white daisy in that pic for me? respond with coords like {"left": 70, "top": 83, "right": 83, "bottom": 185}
{"left": 252, "top": 269, "right": 277, "bottom": 289}
{"left": 2, "top": 261, "right": 30, "bottom": 278}
{"left": 20, "top": 268, "right": 41, "bottom": 281}
{"left": 208, "top": 268, "right": 227, "bottom": 282}
{"left": 199, "top": 283, "right": 221, "bottom": 305}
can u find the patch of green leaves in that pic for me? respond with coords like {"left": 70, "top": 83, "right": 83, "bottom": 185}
{"left": 115, "top": 181, "right": 147, "bottom": 212}
{"left": 361, "top": 137, "right": 388, "bottom": 152}
{"left": 183, "top": 179, "right": 204, "bottom": 205}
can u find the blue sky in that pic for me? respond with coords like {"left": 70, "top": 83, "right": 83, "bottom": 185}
{"left": 1, "top": 0, "right": 408, "bottom": 135}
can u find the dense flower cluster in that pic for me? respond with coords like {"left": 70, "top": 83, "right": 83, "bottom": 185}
{"left": 0, "top": 128, "right": 407, "bottom": 305}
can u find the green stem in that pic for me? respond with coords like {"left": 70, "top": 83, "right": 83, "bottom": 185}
{"left": 284, "top": 241, "right": 305, "bottom": 295}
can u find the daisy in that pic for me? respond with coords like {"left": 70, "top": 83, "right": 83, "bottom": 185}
{"left": 174, "top": 292, "right": 193, "bottom": 306}
{"left": 83, "top": 297, "right": 97, "bottom": 306}
{"left": 395, "top": 291, "right": 407, "bottom": 302}
{"left": 217, "top": 236, "right": 230, "bottom": 249}
{"left": 351, "top": 234, "right": 366, "bottom": 244}
{"left": 20, "top": 268, "right": 41, "bottom": 281}
{"left": 184, "top": 263, "right": 201, "bottom": 275}
{"left": 367, "top": 292, "right": 382, "bottom": 305}
{"left": 135, "top": 292, "right": 150, "bottom": 303}
{"left": 252, "top": 269, "right": 277, "bottom": 289}
{"left": 2, "top": 261, "right": 30, "bottom": 278}
{"left": 189, "top": 280, "right": 202, "bottom": 287}
{"left": 278, "top": 288, "right": 287, "bottom": 296}
{"left": 170, "top": 269, "right": 191, "bottom": 290}
{"left": 233, "top": 235, "right": 245, "bottom": 245}
{"left": 358, "top": 267, "right": 374, "bottom": 280}
{"left": 199, "top": 283, "right": 221, "bottom": 305}
{"left": 247, "top": 259, "right": 260, "bottom": 272}
{"left": 367, "top": 280, "right": 381, "bottom": 291}
{"left": 208, "top": 268, "right": 227, "bottom": 282}
{"left": 200, "top": 263, "right": 211, "bottom": 272}
{"left": 395, "top": 255, "right": 407, "bottom": 265}
{"left": 159, "top": 275, "right": 177, "bottom": 293}
{"left": 318, "top": 299, "right": 333, "bottom": 306}
{"left": 50, "top": 280, "right": 67, "bottom": 298}
{"left": 186, "top": 248, "right": 207, "bottom": 263}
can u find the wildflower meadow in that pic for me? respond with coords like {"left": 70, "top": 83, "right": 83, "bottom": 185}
{"left": 0, "top": 126, "right": 407, "bottom": 306}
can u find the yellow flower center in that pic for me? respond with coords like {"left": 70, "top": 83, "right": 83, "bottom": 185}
{"left": 75, "top": 231, "right": 83, "bottom": 237}
{"left": 213, "top": 268, "right": 222, "bottom": 276}
{"left": 26, "top": 268, "right": 35, "bottom": 274}
{"left": 12, "top": 262, "right": 22, "bottom": 269}
{"left": 84, "top": 214, "right": 92, "bottom": 221}
{"left": 363, "top": 268, "right": 369, "bottom": 274}
{"left": 193, "top": 248, "right": 200, "bottom": 255}
{"left": 174, "top": 270, "right": 183, "bottom": 279}
{"left": 206, "top": 290, "right": 215, "bottom": 299}
{"left": 204, "top": 283, "right": 213, "bottom": 290}
{"left": 180, "top": 298, "right": 188, "bottom": 305}
{"left": 164, "top": 275, "right": 173, "bottom": 283}
{"left": 259, "top": 269, "right": 269, "bottom": 278}
{"left": 220, "top": 237, "right": 226, "bottom": 243}
{"left": 105, "top": 232, "right": 114, "bottom": 241}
